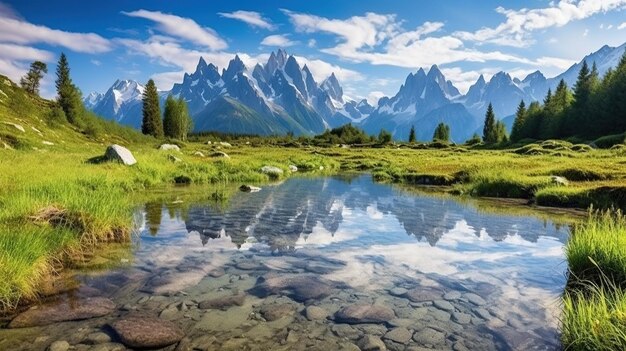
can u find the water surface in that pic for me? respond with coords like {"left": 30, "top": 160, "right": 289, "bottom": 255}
{"left": 1, "top": 175, "right": 572, "bottom": 350}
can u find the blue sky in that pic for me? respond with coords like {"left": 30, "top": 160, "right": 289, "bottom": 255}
{"left": 1, "top": 0, "right": 625, "bottom": 102}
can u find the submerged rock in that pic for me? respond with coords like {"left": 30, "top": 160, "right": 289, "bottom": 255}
{"left": 47, "top": 341, "right": 70, "bottom": 351}
{"left": 384, "top": 327, "right": 413, "bottom": 344}
{"left": 110, "top": 314, "right": 184, "bottom": 349}
{"left": 357, "top": 335, "right": 387, "bottom": 351}
{"left": 334, "top": 304, "right": 395, "bottom": 324}
{"left": 404, "top": 287, "right": 442, "bottom": 303}
{"left": 198, "top": 292, "right": 246, "bottom": 310}
{"left": 305, "top": 306, "right": 329, "bottom": 320}
{"left": 104, "top": 145, "right": 137, "bottom": 165}
{"left": 9, "top": 297, "right": 116, "bottom": 328}
{"left": 250, "top": 273, "right": 335, "bottom": 302}
{"left": 413, "top": 327, "right": 445, "bottom": 346}
{"left": 260, "top": 303, "right": 295, "bottom": 321}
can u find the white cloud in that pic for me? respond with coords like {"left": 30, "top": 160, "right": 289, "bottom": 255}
{"left": 122, "top": 9, "right": 227, "bottom": 50}
{"left": 440, "top": 67, "right": 500, "bottom": 94}
{"left": 583, "top": 29, "right": 589, "bottom": 36}
{"left": 0, "top": 43, "right": 54, "bottom": 82}
{"left": 366, "top": 91, "right": 385, "bottom": 105}
{"left": 0, "top": 16, "right": 112, "bottom": 53}
{"left": 307, "top": 39, "right": 317, "bottom": 48}
{"left": 620, "top": 22, "right": 626, "bottom": 30}
{"left": 91, "top": 59, "right": 102, "bottom": 66}
{"left": 151, "top": 70, "right": 186, "bottom": 91}
{"left": 218, "top": 10, "right": 275, "bottom": 30}
{"left": 294, "top": 55, "right": 364, "bottom": 83}
{"left": 533, "top": 56, "right": 576, "bottom": 70}
{"left": 260, "top": 34, "right": 297, "bottom": 47}
{"left": 284, "top": 10, "right": 531, "bottom": 69}
{"left": 455, "top": 0, "right": 626, "bottom": 47}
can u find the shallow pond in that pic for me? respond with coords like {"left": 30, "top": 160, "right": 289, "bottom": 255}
{"left": 0, "top": 175, "right": 574, "bottom": 350}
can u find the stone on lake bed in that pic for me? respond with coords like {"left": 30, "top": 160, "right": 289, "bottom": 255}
{"left": 443, "top": 291, "right": 462, "bottom": 300}
{"left": 260, "top": 303, "right": 296, "bottom": 321}
{"left": 47, "top": 341, "right": 70, "bottom": 351}
{"left": 413, "top": 327, "right": 445, "bottom": 346}
{"left": 433, "top": 299, "right": 455, "bottom": 311}
{"left": 388, "top": 287, "right": 408, "bottom": 296}
{"left": 110, "top": 314, "right": 184, "bottom": 349}
{"left": 384, "top": 327, "right": 413, "bottom": 344}
{"left": 465, "top": 293, "right": 486, "bottom": 306}
{"left": 357, "top": 335, "right": 386, "bottom": 351}
{"left": 251, "top": 273, "right": 335, "bottom": 302}
{"left": 105, "top": 144, "right": 136, "bottom": 165}
{"left": 9, "top": 297, "right": 116, "bottom": 328}
{"left": 305, "top": 306, "right": 329, "bottom": 320}
{"left": 404, "top": 287, "right": 442, "bottom": 302}
{"left": 334, "top": 304, "right": 395, "bottom": 324}
{"left": 452, "top": 311, "right": 472, "bottom": 324}
{"left": 198, "top": 292, "right": 246, "bottom": 310}
{"left": 239, "top": 184, "right": 261, "bottom": 192}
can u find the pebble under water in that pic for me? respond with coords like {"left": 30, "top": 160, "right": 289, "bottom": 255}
{"left": 0, "top": 175, "right": 572, "bottom": 351}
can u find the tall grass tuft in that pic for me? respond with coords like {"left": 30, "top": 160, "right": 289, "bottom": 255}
{"left": 566, "top": 209, "right": 626, "bottom": 285}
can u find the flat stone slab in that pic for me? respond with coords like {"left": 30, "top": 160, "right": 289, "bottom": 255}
{"left": 404, "top": 287, "right": 441, "bottom": 303}
{"left": 198, "top": 292, "right": 246, "bottom": 310}
{"left": 9, "top": 297, "right": 115, "bottom": 328}
{"left": 251, "top": 273, "right": 335, "bottom": 302}
{"left": 413, "top": 327, "right": 445, "bottom": 346}
{"left": 384, "top": 327, "right": 413, "bottom": 344}
{"left": 110, "top": 314, "right": 184, "bottom": 349}
{"left": 335, "top": 304, "right": 395, "bottom": 324}
{"left": 465, "top": 293, "right": 487, "bottom": 306}
{"left": 305, "top": 306, "right": 329, "bottom": 320}
{"left": 260, "top": 303, "right": 295, "bottom": 321}
{"left": 433, "top": 300, "right": 455, "bottom": 312}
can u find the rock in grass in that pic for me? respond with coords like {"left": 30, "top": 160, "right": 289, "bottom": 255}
{"left": 334, "top": 304, "right": 395, "bottom": 324}
{"left": 9, "top": 297, "right": 116, "bottom": 328}
{"left": 240, "top": 184, "right": 261, "bottom": 192}
{"left": 550, "top": 175, "right": 569, "bottom": 186}
{"left": 289, "top": 165, "right": 298, "bottom": 172}
{"left": 168, "top": 154, "right": 182, "bottom": 163}
{"left": 105, "top": 145, "right": 137, "bottom": 165}
{"left": 261, "top": 166, "right": 283, "bottom": 177}
{"left": 192, "top": 151, "right": 205, "bottom": 157}
{"left": 158, "top": 144, "right": 180, "bottom": 151}
{"left": 110, "top": 315, "right": 184, "bottom": 349}
{"left": 219, "top": 142, "right": 232, "bottom": 147}
{"left": 210, "top": 151, "right": 230, "bottom": 159}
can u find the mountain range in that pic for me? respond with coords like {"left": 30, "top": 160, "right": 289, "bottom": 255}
{"left": 85, "top": 43, "right": 626, "bottom": 142}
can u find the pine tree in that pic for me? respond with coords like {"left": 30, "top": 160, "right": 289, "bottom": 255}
{"left": 510, "top": 100, "right": 526, "bottom": 142}
{"left": 408, "top": 125, "right": 416, "bottom": 143}
{"left": 495, "top": 121, "right": 508, "bottom": 143}
{"left": 542, "top": 79, "right": 572, "bottom": 139}
{"left": 433, "top": 123, "right": 450, "bottom": 142}
{"left": 142, "top": 79, "right": 163, "bottom": 137}
{"left": 482, "top": 103, "right": 497, "bottom": 143}
{"left": 569, "top": 61, "right": 593, "bottom": 136}
{"left": 20, "top": 61, "right": 47, "bottom": 95}
{"left": 378, "top": 129, "right": 392, "bottom": 144}
{"left": 55, "top": 53, "right": 83, "bottom": 126}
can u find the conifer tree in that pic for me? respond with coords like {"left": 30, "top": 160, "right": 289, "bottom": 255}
{"left": 142, "top": 79, "right": 163, "bottom": 137}
{"left": 408, "top": 125, "right": 416, "bottom": 143}
{"left": 55, "top": 53, "right": 83, "bottom": 125}
{"left": 20, "top": 61, "right": 47, "bottom": 95}
{"left": 495, "top": 121, "right": 508, "bottom": 143}
{"left": 433, "top": 123, "right": 450, "bottom": 142}
{"left": 482, "top": 103, "right": 497, "bottom": 143}
{"left": 510, "top": 100, "right": 526, "bottom": 142}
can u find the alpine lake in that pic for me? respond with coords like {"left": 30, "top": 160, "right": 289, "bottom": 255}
{"left": 0, "top": 175, "right": 582, "bottom": 351}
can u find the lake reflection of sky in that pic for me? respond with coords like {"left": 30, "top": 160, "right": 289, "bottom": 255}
{"left": 136, "top": 175, "right": 571, "bottom": 347}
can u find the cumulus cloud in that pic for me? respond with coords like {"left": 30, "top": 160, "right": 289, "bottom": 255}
{"left": 260, "top": 34, "right": 297, "bottom": 47}
{"left": 294, "top": 55, "right": 364, "bottom": 83}
{"left": 366, "top": 91, "right": 385, "bottom": 105}
{"left": 619, "top": 22, "right": 626, "bottom": 30}
{"left": 0, "top": 16, "right": 112, "bottom": 53}
{"left": 284, "top": 10, "right": 533, "bottom": 69}
{"left": 455, "top": 0, "right": 626, "bottom": 47}
{"left": 0, "top": 43, "right": 54, "bottom": 81}
{"left": 122, "top": 9, "right": 227, "bottom": 50}
{"left": 218, "top": 10, "right": 276, "bottom": 30}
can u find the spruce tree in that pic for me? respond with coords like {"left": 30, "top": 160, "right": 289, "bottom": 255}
{"left": 408, "top": 125, "right": 416, "bottom": 143}
{"left": 20, "top": 61, "right": 47, "bottom": 95}
{"left": 176, "top": 97, "right": 192, "bottom": 141}
{"left": 482, "top": 103, "right": 497, "bottom": 143}
{"left": 510, "top": 100, "right": 526, "bottom": 142}
{"left": 570, "top": 61, "right": 593, "bottom": 136}
{"left": 433, "top": 123, "right": 450, "bottom": 142}
{"left": 55, "top": 53, "right": 83, "bottom": 126}
{"left": 495, "top": 121, "right": 508, "bottom": 143}
{"left": 163, "top": 95, "right": 177, "bottom": 138}
{"left": 142, "top": 79, "right": 163, "bottom": 137}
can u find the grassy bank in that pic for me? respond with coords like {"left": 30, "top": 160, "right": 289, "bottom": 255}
{"left": 562, "top": 211, "right": 626, "bottom": 350}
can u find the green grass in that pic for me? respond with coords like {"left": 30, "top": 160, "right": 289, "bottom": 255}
{"left": 562, "top": 211, "right": 626, "bottom": 350}
{"left": 562, "top": 282, "right": 626, "bottom": 351}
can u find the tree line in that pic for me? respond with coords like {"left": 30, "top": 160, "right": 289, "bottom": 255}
{"left": 509, "top": 51, "right": 626, "bottom": 142}
{"left": 141, "top": 79, "right": 193, "bottom": 141}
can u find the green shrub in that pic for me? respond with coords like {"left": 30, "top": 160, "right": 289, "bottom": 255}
{"left": 594, "top": 133, "right": 626, "bottom": 149}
